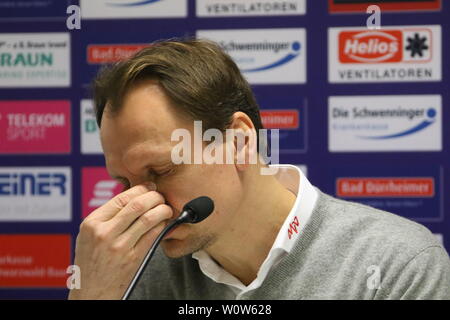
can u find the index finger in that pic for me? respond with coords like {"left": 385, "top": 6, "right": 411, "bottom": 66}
{"left": 85, "top": 183, "right": 155, "bottom": 222}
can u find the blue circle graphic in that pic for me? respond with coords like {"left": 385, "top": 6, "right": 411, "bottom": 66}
{"left": 427, "top": 108, "right": 436, "bottom": 118}
{"left": 292, "top": 42, "right": 301, "bottom": 52}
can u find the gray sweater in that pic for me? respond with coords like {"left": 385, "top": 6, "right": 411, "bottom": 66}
{"left": 130, "top": 190, "right": 450, "bottom": 300}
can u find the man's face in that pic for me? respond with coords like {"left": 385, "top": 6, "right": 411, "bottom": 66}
{"left": 100, "top": 80, "right": 244, "bottom": 258}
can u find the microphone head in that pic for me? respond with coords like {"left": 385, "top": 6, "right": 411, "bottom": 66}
{"left": 182, "top": 196, "right": 214, "bottom": 224}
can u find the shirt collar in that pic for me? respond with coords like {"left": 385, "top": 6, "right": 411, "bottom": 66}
{"left": 271, "top": 164, "right": 318, "bottom": 253}
{"left": 192, "top": 164, "right": 318, "bottom": 292}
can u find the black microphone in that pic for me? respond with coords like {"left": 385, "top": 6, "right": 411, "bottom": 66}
{"left": 122, "top": 196, "right": 214, "bottom": 300}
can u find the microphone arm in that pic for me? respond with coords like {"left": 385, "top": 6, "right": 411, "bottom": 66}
{"left": 121, "top": 210, "right": 193, "bottom": 300}
{"left": 121, "top": 196, "right": 214, "bottom": 300}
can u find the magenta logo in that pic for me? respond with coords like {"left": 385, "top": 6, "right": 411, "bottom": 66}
{"left": 0, "top": 100, "right": 71, "bottom": 154}
{"left": 82, "top": 167, "right": 122, "bottom": 219}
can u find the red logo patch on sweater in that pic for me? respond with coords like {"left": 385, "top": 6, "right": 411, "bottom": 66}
{"left": 287, "top": 216, "right": 300, "bottom": 239}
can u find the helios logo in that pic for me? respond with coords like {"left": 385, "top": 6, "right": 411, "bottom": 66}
{"left": 328, "top": 95, "right": 442, "bottom": 152}
{"left": 340, "top": 31, "right": 402, "bottom": 63}
{"left": 197, "top": 28, "right": 306, "bottom": 84}
{"left": 0, "top": 167, "right": 71, "bottom": 222}
{"left": 329, "top": 25, "right": 441, "bottom": 82}
{"left": 339, "top": 29, "right": 432, "bottom": 64}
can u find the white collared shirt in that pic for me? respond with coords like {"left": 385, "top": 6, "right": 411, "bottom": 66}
{"left": 192, "top": 164, "right": 319, "bottom": 298}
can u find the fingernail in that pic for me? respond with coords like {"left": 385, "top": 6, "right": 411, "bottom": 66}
{"left": 145, "top": 182, "right": 157, "bottom": 191}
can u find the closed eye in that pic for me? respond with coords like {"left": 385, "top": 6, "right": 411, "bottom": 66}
{"left": 150, "top": 166, "right": 175, "bottom": 178}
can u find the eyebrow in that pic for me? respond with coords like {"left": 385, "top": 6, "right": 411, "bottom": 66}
{"left": 107, "top": 149, "right": 175, "bottom": 183}
{"left": 109, "top": 163, "right": 172, "bottom": 182}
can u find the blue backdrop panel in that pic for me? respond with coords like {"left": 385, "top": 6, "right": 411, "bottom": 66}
{"left": 0, "top": 0, "right": 448, "bottom": 299}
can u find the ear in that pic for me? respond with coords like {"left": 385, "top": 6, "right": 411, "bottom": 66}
{"left": 226, "top": 112, "right": 258, "bottom": 172}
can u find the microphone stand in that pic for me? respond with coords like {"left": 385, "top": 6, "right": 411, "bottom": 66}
{"left": 122, "top": 210, "right": 192, "bottom": 300}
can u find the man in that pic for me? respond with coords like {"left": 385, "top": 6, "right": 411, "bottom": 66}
{"left": 69, "top": 39, "right": 450, "bottom": 300}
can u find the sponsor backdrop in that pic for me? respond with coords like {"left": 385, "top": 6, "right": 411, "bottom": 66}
{"left": 0, "top": 0, "right": 448, "bottom": 299}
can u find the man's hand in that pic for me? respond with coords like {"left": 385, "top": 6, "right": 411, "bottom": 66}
{"left": 68, "top": 183, "right": 173, "bottom": 300}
